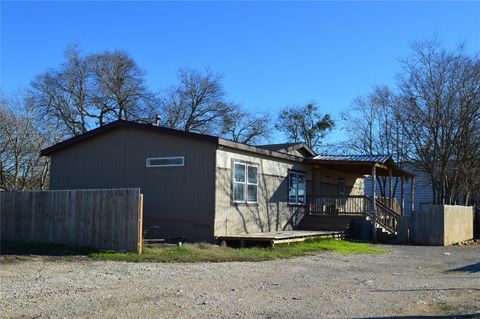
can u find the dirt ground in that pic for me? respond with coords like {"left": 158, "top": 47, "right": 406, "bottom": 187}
{"left": 1, "top": 244, "right": 479, "bottom": 319}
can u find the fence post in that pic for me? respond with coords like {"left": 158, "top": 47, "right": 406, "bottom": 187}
{"left": 137, "top": 193, "right": 144, "bottom": 254}
{"left": 371, "top": 165, "right": 377, "bottom": 242}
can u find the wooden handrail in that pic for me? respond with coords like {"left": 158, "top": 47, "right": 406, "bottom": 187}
{"left": 365, "top": 197, "right": 400, "bottom": 234}
{"left": 306, "top": 195, "right": 401, "bottom": 234}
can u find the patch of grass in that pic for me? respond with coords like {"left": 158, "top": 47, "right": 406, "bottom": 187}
{"left": 88, "top": 238, "right": 389, "bottom": 263}
{"left": 438, "top": 303, "right": 455, "bottom": 313}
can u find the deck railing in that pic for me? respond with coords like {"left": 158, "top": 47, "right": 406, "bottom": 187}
{"left": 307, "top": 195, "right": 401, "bottom": 234}
{"left": 307, "top": 195, "right": 367, "bottom": 216}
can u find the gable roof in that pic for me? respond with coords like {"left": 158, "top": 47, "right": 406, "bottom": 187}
{"left": 258, "top": 142, "right": 316, "bottom": 157}
{"left": 40, "top": 120, "right": 414, "bottom": 177}
{"left": 40, "top": 120, "right": 219, "bottom": 156}
{"left": 40, "top": 120, "right": 305, "bottom": 162}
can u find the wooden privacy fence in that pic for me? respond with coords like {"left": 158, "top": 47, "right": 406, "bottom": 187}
{"left": 397, "top": 205, "right": 474, "bottom": 246}
{"left": 0, "top": 188, "right": 143, "bottom": 253}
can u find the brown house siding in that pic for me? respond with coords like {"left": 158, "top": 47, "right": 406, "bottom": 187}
{"left": 49, "top": 127, "right": 217, "bottom": 242}
{"left": 214, "top": 147, "right": 313, "bottom": 236}
{"left": 214, "top": 150, "right": 365, "bottom": 237}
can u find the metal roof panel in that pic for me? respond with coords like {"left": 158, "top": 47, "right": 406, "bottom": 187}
{"left": 312, "top": 154, "right": 391, "bottom": 163}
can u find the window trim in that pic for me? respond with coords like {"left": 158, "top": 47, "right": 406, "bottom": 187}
{"left": 288, "top": 170, "right": 307, "bottom": 206}
{"left": 146, "top": 156, "right": 185, "bottom": 168}
{"left": 232, "top": 161, "right": 259, "bottom": 204}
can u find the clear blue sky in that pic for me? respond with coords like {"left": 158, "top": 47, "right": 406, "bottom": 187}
{"left": 1, "top": 1, "right": 479, "bottom": 143}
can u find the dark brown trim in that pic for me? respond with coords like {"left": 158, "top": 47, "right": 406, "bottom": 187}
{"left": 40, "top": 120, "right": 414, "bottom": 179}
{"left": 283, "top": 143, "right": 316, "bottom": 157}
{"left": 306, "top": 159, "right": 414, "bottom": 178}
{"left": 218, "top": 139, "right": 304, "bottom": 162}
{"left": 40, "top": 120, "right": 306, "bottom": 164}
{"left": 258, "top": 142, "right": 316, "bottom": 158}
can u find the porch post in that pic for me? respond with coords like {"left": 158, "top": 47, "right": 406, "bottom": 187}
{"left": 410, "top": 176, "right": 415, "bottom": 214}
{"left": 400, "top": 176, "right": 405, "bottom": 215}
{"left": 371, "top": 165, "right": 377, "bottom": 241}
{"left": 389, "top": 167, "right": 393, "bottom": 209}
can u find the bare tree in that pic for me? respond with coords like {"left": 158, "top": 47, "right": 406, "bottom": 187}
{"left": 30, "top": 45, "right": 155, "bottom": 137}
{"left": 342, "top": 86, "right": 410, "bottom": 196}
{"left": 0, "top": 93, "right": 52, "bottom": 191}
{"left": 221, "top": 107, "right": 270, "bottom": 144}
{"left": 30, "top": 45, "right": 92, "bottom": 135}
{"left": 88, "top": 50, "right": 155, "bottom": 125}
{"left": 342, "top": 39, "right": 480, "bottom": 207}
{"left": 395, "top": 39, "right": 480, "bottom": 205}
{"left": 159, "top": 68, "right": 231, "bottom": 134}
{"left": 275, "top": 103, "right": 334, "bottom": 152}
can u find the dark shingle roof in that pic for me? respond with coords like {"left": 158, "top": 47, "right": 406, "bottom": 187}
{"left": 258, "top": 143, "right": 302, "bottom": 151}
{"left": 257, "top": 142, "right": 316, "bottom": 157}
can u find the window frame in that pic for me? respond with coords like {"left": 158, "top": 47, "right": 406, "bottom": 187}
{"left": 232, "top": 161, "right": 259, "bottom": 204}
{"left": 288, "top": 170, "right": 307, "bottom": 206}
{"left": 146, "top": 156, "right": 185, "bottom": 168}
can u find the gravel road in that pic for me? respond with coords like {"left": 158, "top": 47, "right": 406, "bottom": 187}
{"left": 1, "top": 245, "right": 479, "bottom": 319}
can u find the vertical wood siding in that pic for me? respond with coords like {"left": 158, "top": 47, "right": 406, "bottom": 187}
{"left": 0, "top": 188, "right": 142, "bottom": 252}
{"left": 48, "top": 127, "right": 216, "bottom": 242}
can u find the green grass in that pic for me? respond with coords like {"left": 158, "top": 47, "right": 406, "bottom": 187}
{"left": 438, "top": 304, "right": 455, "bottom": 312}
{"left": 88, "top": 239, "right": 388, "bottom": 263}
{"left": 2, "top": 239, "right": 388, "bottom": 263}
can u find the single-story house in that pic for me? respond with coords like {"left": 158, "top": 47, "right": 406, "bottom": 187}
{"left": 41, "top": 120, "right": 413, "bottom": 242}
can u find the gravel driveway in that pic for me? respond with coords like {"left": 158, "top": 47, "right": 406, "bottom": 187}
{"left": 1, "top": 245, "right": 479, "bottom": 319}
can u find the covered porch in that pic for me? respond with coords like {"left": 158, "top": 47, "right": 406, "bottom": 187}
{"left": 303, "top": 155, "right": 415, "bottom": 236}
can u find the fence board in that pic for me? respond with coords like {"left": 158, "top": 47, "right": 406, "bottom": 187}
{"left": 398, "top": 205, "right": 474, "bottom": 246}
{"left": 0, "top": 188, "right": 143, "bottom": 253}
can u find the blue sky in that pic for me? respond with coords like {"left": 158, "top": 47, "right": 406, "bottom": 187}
{"left": 1, "top": 1, "right": 479, "bottom": 143}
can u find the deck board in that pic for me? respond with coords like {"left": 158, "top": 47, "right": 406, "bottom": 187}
{"left": 216, "top": 230, "right": 343, "bottom": 245}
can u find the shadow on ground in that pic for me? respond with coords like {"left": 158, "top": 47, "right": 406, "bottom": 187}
{"left": 0, "top": 241, "right": 89, "bottom": 256}
{"left": 355, "top": 315, "right": 480, "bottom": 319}
{"left": 372, "top": 287, "right": 480, "bottom": 293}
{"left": 448, "top": 263, "right": 480, "bottom": 273}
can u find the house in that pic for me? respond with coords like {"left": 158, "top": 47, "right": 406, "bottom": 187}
{"left": 365, "top": 164, "right": 433, "bottom": 216}
{"left": 40, "top": 120, "right": 413, "bottom": 242}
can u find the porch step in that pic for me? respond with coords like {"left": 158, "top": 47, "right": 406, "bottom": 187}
{"left": 298, "top": 214, "right": 367, "bottom": 232}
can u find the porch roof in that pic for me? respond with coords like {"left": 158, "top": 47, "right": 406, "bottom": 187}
{"left": 305, "top": 154, "right": 414, "bottom": 178}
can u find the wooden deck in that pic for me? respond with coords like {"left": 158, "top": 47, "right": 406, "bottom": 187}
{"left": 216, "top": 230, "right": 344, "bottom": 247}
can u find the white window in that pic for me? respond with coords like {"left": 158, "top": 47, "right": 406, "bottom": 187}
{"left": 146, "top": 156, "right": 184, "bottom": 167}
{"left": 289, "top": 171, "right": 306, "bottom": 205}
{"left": 233, "top": 162, "right": 258, "bottom": 203}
